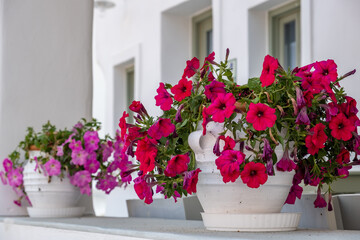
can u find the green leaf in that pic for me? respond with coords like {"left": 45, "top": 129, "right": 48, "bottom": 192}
{"left": 248, "top": 78, "right": 261, "bottom": 92}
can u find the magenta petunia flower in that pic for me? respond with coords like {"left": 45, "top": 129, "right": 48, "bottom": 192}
{"left": 69, "top": 139, "right": 83, "bottom": 152}
{"left": 96, "top": 174, "right": 118, "bottom": 194}
{"left": 80, "top": 185, "right": 92, "bottom": 196}
{"left": 260, "top": 55, "right": 279, "bottom": 87}
{"left": 129, "top": 100, "right": 144, "bottom": 113}
{"left": 171, "top": 78, "right": 193, "bottom": 102}
{"left": 101, "top": 141, "right": 114, "bottom": 162}
{"left": 56, "top": 146, "right": 64, "bottom": 157}
{"left": 155, "top": 82, "right": 173, "bottom": 111}
{"left": 285, "top": 184, "right": 303, "bottom": 204}
{"left": 84, "top": 131, "right": 100, "bottom": 152}
{"left": 295, "top": 107, "right": 310, "bottom": 125}
{"left": 164, "top": 154, "right": 190, "bottom": 177}
{"left": 207, "top": 93, "right": 236, "bottom": 123}
{"left": 119, "top": 111, "right": 129, "bottom": 141}
{"left": 71, "top": 149, "right": 88, "bottom": 166}
{"left": 313, "top": 59, "right": 338, "bottom": 83}
{"left": 3, "top": 158, "right": 13, "bottom": 172}
{"left": 336, "top": 148, "right": 350, "bottom": 164}
{"left": 204, "top": 80, "right": 226, "bottom": 101}
{"left": 329, "top": 113, "right": 355, "bottom": 141}
{"left": 276, "top": 148, "right": 296, "bottom": 172}
{"left": 240, "top": 162, "right": 268, "bottom": 188}
{"left": 246, "top": 103, "right": 277, "bottom": 131}
{"left": 7, "top": 168, "right": 23, "bottom": 187}
{"left": 183, "top": 168, "right": 201, "bottom": 195}
{"left": 148, "top": 118, "right": 175, "bottom": 140}
{"left": 216, "top": 150, "right": 245, "bottom": 183}
{"left": 314, "top": 187, "right": 327, "bottom": 208}
{"left": 182, "top": 57, "right": 200, "bottom": 78}
{"left": 208, "top": 71, "right": 216, "bottom": 81}
{"left": 134, "top": 176, "right": 153, "bottom": 204}
{"left": 43, "top": 158, "right": 61, "bottom": 176}
{"left": 202, "top": 52, "right": 215, "bottom": 70}
{"left": 135, "top": 137, "right": 158, "bottom": 174}
{"left": 84, "top": 157, "right": 100, "bottom": 174}
{"left": 72, "top": 170, "right": 91, "bottom": 188}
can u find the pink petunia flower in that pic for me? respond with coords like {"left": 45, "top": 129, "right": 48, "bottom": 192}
{"left": 72, "top": 170, "right": 91, "bottom": 188}
{"left": 246, "top": 103, "right": 277, "bottom": 131}
{"left": 71, "top": 149, "right": 88, "bottom": 166}
{"left": 260, "top": 55, "right": 279, "bottom": 87}
{"left": 207, "top": 93, "right": 236, "bottom": 123}
{"left": 80, "top": 185, "right": 92, "bottom": 196}
{"left": 69, "top": 139, "right": 83, "bottom": 151}
{"left": 84, "top": 157, "right": 100, "bottom": 174}
{"left": 135, "top": 137, "right": 158, "bottom": 174}
{"left": 216, "top": 150, "right": 245, "bottom": 183}
{"left": 171, "top": 78, "right": 193, "bottom": 102}
{"left": 183, "top": 168, "right": 201, "bottom": 195}
{"left": 56, "top": 146, "right": 64, "bottom": 157}
{"left": 7, "top": 168, "right": 23, "bottom": 187}
{"left": 165, "top": 154, "right": 190, "bottom": 177}
{"left": 148, "top": 118, "right": 175, "bottom": 140}
{"left": 204, "top": 80, "right": 226, "bottom": 101}
{"left": 101, "top": 141, "right": 114, "bottom": 162}
{"left": 240, "top": 162, "right": 268, "bottom": 188}
{"left": 43, "top": 158, "right": 61, "bottom": 176}
{"left": 155, "top": 82, "right": 173, "bottom": 111}
{"left": 96, "top": 174, "right": 118, "bottom": 194}
{"left": 313, "top": 59, "right": 338, "bottom": 83}
{"left": 84, "top": 131, "right": 100, "bottom": 152}
{"left": 329, "top": 113, "right": 355, "bottom": 141}
{"left": 182, "top": 57, "right": 200, "bottom": 78}
{"left": 3, "top": 158, "right": 13, "bottom": 172}
{"left": 133, "top": 176, "right": 153, "bottom": 204}
{"left": 276, "top": 148, "right": 296, "bottom": 172}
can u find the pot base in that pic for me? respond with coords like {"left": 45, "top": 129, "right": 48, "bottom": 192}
{"left": 201, "top": 212, "right": 301, "bottom": 232}
{"left": 27, "top": 206, "right": 85, "bottom": 218}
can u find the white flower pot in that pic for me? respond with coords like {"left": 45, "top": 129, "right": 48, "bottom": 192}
{"left": 188, "top": 125, "right": 301, "bottom": 231}
{"left": 23, "top": 151, "right": 84, "bottom": 217}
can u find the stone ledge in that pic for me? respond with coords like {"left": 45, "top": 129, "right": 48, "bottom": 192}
{"left": 1, "top": 217, "right": 360, "bottom": 240}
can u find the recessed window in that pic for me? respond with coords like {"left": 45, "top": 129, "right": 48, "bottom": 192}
{"left": 126, "top": 67, "right": 135, "bottom": 122}
{"left": 193, "top": 10, "right": 213, "bottom": 62}
{"left": 270, "top": 1, "right": 300, "bottom": 70}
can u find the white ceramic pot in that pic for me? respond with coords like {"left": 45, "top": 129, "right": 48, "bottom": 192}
{"left": 188, "top": 125, "right": 301, "bottom": 231}
{"left": 23, "top": 151, "right": 84, "bottom": 217}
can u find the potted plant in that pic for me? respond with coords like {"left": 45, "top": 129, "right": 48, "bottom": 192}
{"left": 118, "top": 49, "right": 359, "bottom": 231}
{"left": 0, "top": 119, "right": 121, "bottom": 217}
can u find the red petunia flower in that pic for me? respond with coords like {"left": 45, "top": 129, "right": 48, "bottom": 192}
{"left": 314, "top": 187, "right": 327, "bottom": 208}
{"left": 207, "top": 93, "right": 236, "bottom": 123}
{"left": 202, "top": 107, "right": 210, "bottom": 135}
{"left": 215, "top": 150, "right": 245, "bottom": 183}
{"left": 171, "top": 78, "right": 193, "bottom": 102}
{"left": 135, "top": 137, "right": 158, "bottom": 174}
{"left": 134, "top": 176, "right": 153, "bottom": 204}
{"left": 260, "top": 55, "right": 279, "bottom": 87}
{"left": 204, "top": 80, "right": 226, "bottom": 101}
{"left": 240, "top": 162, "right": 268, "bottom": 188}
{"left": 155, "top": 82, "right": 173, "bottom": 111}
{"left": 305, "top": 123, "right": 327, "bottom": 155}
{"left": 246, "top": 103, "right": 277, "bottom": 131}
{"left": 148, "top": 118, "right": 175, "bottom": 140}
{"left": 183, "top": 168, "right": 201, "bottom": 195}
{"left": 129, "top": 101, "right": 144, "bottom": 113}
{"left": 182, "top": 57, "right": 200, "bottom": 78}
{"left": 208, "top": 71, "right": 216, "bottom": 81}
{"left": 276, "top": 148, "right": 296, "bottom": 172}
{"left": 165, "top": 154, "right": 190, "bottom": 177}
{"left": 285, "top": 184, "right": 303, "bottom": 204}
{"left": 336, "top": 148, "right": 350, "bottom": 164}
{"left": 202, "top": 52, "right": 215, "bottom": 70}
{"left": 329, "top": 113, "right": 355, "bottom": 141}
{"left": 119, "top": 111, "right": 129, "bottom": 140}
{"left": 313, "top": 59, "right": 338, "bottom": 83}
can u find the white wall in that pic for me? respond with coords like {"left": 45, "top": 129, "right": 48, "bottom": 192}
{"left": 0, "top": 0, "right": 93, "bottom": 216}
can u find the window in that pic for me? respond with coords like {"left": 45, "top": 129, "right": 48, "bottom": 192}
{"left": 126, "top": 66, "right": 135, "bottom": 123}
{"left": 193, "top": 10, "right": 213, "bottom": 61}
{"left": 270, "top": 1, "right": 300, "bottom": 70}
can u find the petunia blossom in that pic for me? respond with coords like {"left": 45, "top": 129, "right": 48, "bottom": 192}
{"left": 314, "top": 187, "right": 327, "bottom": 208}
{"left": 84, "top": 131, "right": 100, "bottom": 152}
{"left": 183, "top": 168, "right": 201, "bottom": 195}
{"left": 313, "top": 59, "right": 338, "bottom": 83}
{"left": 329, "top": 113, "right": 355, "bottom": 141}
{"left": 182, "top": 57, "right": 200, "bottom": 78}
{"left": 260, "top": 55, "right": 279, "bottom": 87}
{"left": 155, "top": 82, "right": 173, "bottom": 111}
{"left": 148, "top": 118, "right": 175, "bottom": 140}
{"left": 119, "top": 111, "right": 129, "bottom": 140}
{"left": 207, "top": 93, "right": 236, "bottom": 123}
{"left": 84, "top": 157, "right": 100, "bottom": 174}
{"left": 72, "top": 170, "right": 92, "bottom": 188}
{"left": 204, "top": 80, "right": 226, "bottom": 101}
{"left": 43, "top": 158, "right": 61, "bottom": 176}
{"left": 135, "top": 137, "right": 158, "bottom": 174}
{"left": 134, "top": 176, "right": 153, "bottom": 204}
{"left": 165, "top": 154, "right": 190, "bottom": 177}
{"left": 216, "top": 150, "right": 245, "bottom": 183}
{"left": 276, "top": 148, "right": 296, "bottom": 172}
{"left": 246, "top": 103, "right": 277, "bottom": 131}
{"left": 240, "top": 162, "right": 268, "bottom": 188}
{"left": 3, "top": 158, "right": 13, "bottom": 172}
{"left": 71, "top": 149, "right": 88, "bottom": 166}
{"left": 285, "top": 184, "right": 303, "bottom": 204}
{"left": 7, "top": 168, "right": 23, "bottom": 187}
{"left": 171, "top": 78, "right": 193, "bottom": 102}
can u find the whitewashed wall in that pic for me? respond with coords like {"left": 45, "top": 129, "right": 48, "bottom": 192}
{"left": 0, "top": 0, "right": 93, "bottom": 216}
{"left": 93, "top": 0, "right": 360, "bottom": 216}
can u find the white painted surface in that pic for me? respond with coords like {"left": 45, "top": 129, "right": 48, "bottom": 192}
{"left": 0, "top": 0, "right": 93, "bottom": 215}
{"left": 1, "top": 217, "right": 360, "bottom": 240}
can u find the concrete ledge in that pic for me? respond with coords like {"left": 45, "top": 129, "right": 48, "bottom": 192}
{"left": 1, "top": 217, "right": 360, "bottom": 240}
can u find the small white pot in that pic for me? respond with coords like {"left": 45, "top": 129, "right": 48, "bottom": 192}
{"left": 23, "top": 151, "right": 83, "bottom": 217}
{"left": 188, "top": 127, "right": 301, "bottom": 231}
